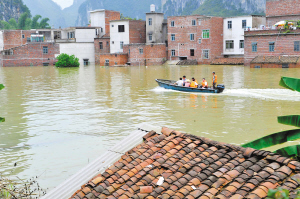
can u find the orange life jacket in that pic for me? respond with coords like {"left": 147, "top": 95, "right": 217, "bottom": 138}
{"left": 202, "top": 81, "right": 207, "bottom": 87}
{"left": 213, "top": 75, "right": 217, "bottom": 84}
{"left": 190, "top": 81, "right": 198, "bottom": 88}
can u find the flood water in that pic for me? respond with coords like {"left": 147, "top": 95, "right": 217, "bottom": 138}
{"left": 0, "top": 64, "right": 300, "bottom": 192}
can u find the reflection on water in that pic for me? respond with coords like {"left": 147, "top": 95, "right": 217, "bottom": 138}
{"left": 0, "top": 65, "right": 300, "bottom": 191}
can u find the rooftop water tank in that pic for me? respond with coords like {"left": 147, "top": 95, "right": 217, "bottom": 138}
{"left": 150, "top": 4, "right": 155, "bottom": 12}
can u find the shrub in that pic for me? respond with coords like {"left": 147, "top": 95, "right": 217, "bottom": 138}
{"left": 55, "top": 53, "right": 80, "bottom": 67}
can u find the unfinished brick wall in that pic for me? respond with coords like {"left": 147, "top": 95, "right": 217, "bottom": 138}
{"left": 1, "top": 42, "right": 59, "bottom": 67}
{"left": 129, "top": 20, "right": 146, "bottom": 44}
{"left": 167, "top": 16, "right": 223, "bottom": 64}
{"left": 266, "top": 0, "right": 300, "bottom": 17}
{"left": 244, "top": 29, "right": 300, "bottom": 66}
{"left": 99, "top": 53, "right": 128, "bottom": 66}
{"left": 94, "top": 37, "right": 110, "bottom": 65}
{"left": 3, "top": 30, "right": 36, "bottom": 50}
{"left": 105, "top": 10, "right": 120, "bottom": 36}
{"left": 123, "top": 43, "right": 167, "bottom": 66}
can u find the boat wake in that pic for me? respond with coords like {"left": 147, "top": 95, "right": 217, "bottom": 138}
{"left": 151, "top": 87, "right": 300, "bottom": 101}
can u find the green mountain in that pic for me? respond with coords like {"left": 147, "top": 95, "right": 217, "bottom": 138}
{"left": 0, "top": 0, "right": 31, "bottom": 22}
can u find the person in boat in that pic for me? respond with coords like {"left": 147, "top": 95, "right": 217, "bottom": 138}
{"left": 212, "top": 72, "right": 217, "bottom": 89}
{"left": 175, "top": 77, "right": 183, "bottom": 86}
{"left": 185, "top": 79, "right": 191, "bottom": 87}
{"left": 190, "top": 77, "right": 198, "bottom": 88}
{"left": 201, "top": 78, "right": 208, "bottom": 88}
{"left": 182, "top": 75, "right": 187, "bottom": 86}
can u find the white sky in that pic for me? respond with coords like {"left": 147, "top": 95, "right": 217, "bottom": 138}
{"left": 51, "top": 0, "right": 74, "bottom": 9}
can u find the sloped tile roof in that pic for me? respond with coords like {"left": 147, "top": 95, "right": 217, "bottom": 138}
{"left": 70, "top": 127, "right": 300, "bottom": 199}
{"left": 251, "top": 56, "right": 300, "bottom": 64}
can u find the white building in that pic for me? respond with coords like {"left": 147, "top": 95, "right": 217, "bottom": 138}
{"left": 223, "top": 15, "right": 266, "bottom": 57}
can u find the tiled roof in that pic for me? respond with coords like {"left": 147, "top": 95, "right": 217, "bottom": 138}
{"left": 251, "top": 56, "right": 300, "bottom": 64}
{"left": 70, "top": 127, "right": 300, "bottom": 199}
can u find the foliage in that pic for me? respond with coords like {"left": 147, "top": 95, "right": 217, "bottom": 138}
{"left": 55, "top": 53, "right": 80, "bottom": 67}
{"left": 0, "top": 84, "right": 4, "bottom": 123}
{"left": 267, "top": 187, "right": 300, "bottom": 199}
{"left": 0, "top": 14, "right": 50, "bottom": 30}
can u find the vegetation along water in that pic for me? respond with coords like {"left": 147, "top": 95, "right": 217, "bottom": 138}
{"left": 0, "top": 64, "right": 300, "bottom": 192}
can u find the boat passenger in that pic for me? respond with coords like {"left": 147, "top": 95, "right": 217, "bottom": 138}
{"left": 182, "top": 75, "right": 187, "bottom": 86}
{"left": 190, "top": 78, "right": 198, "bottom": 88}
{"left": 175, "top": 78, "right": 183, "bottom": 86}
{"left": 212, "top": 72, "right": 217, "bottom": 89}
{"left": 185, "top": 79, "right": 191, "bottom": 87}
{"left": 201, "top": 78, "right": 208, "bottom": 88}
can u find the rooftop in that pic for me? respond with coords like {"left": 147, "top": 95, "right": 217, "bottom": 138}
{"left": 251, "top": 56, "right": 300, "bottom": 64}
{"left": 70, "top": 127, "right": 300, "bottom": 199}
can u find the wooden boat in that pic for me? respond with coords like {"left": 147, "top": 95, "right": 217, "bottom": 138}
{"left": 155, "top": 79, "right": 225, "bottom": 93}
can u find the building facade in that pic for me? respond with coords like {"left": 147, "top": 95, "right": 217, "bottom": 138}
{"left": 266, "top": 0, "right": 300, "bottom": 26}
{"left": 167, "top": 15, "right": 223, "bottom": 64}
{"left": 223, "top": 16, "right": 266, "bottom": 57}
{"left": 146, "top": 11, "right": 167, "bottom": 44}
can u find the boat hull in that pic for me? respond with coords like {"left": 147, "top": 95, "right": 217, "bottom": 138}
{"left": 155, "top": 79, "right": 225, "bottom": 93}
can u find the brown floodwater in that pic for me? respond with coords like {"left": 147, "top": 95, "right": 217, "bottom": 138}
{"left": 0, "top": 64, "right": 300, "bottom": 191}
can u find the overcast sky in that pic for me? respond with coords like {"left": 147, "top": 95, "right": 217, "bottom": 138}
{"left": 51, "top": 0, "right": 74, "bottom": 9}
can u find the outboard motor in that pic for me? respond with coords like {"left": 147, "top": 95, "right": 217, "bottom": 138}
{"left": 216, "top": 84, "right": 225, "bottom": 93}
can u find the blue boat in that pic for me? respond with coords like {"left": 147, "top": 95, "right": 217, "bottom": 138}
{"left": 155, "top": 79, "right": 225, "bottom": 93}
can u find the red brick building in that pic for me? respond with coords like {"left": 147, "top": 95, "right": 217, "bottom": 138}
{"left": 123, "top": 43, "right": 167, "bottom": 66}
{"left": 99, "top": 53, "right": 128, "bottom": 66}
{"left": 244, "top": 29, "right": 300, "bottom": 67}
{"left": 2, "top": 30, "right": 36, "bottom": 50}
{"left": 167, "top": 15, "right": 223, "bottom": 64}
{"left": 94, "top": 37, "right": 110, "bottom": 65}
{"left": 266, "top": 0, "right": 300, "bottom": 26}
{"left": 0, "top": 42, "right": 59, "bottom": 67}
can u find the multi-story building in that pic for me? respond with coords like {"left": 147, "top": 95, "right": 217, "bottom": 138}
{"left": 223, "top": 16, "right": 266, "bottom": 57}
{"left": 167, "top": 15, "right": 223, "bottom": 64}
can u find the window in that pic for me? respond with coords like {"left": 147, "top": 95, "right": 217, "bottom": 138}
{"left": 192, "top": 20, "right": 196, "bottom": 26}
{"left": 190, "top": 34, "right": 194, "bottom": 41}
{"left": 99, "top": 42, "right": 103, "bottom": 49}
{"left": 83, "top": 59, "right": 89, "bottom": 66}
{"left": 139, "top": 48, "right": 143, "bottom": 54}
{"left": 120, "top": 41, "right": 123, "bottom": 49}
{"left": 101, "top": 28, "right": 103, "bottom": 32}
{"left": 149, "top": 33, "right": 152, "bottom": 41}
{"left": 226, "top": 40, "right": 234, "bottom": 49}
{"left": 68, "top": 32, "right": 75, "bottom": 39}
{"left": 252, "top": 42, "right": 257, "bottom": 52}
{"left": 228, "top": 21, "right": 232, "bottom": 29}
{"left": 242, "top": 20, "right": 247, "bottom": 29}
{"left": 106, "top": 41, "right": 109, "bottom": 46}
{"left": 43, "top": 46, "right": 48, "bottom": 54}
{"left": 171, "top": 21, "right": 174, "bottom": 27}
{"left": 202, "top": 30, "right": 209, "bottom": 39}
{"left": 112, "top": 41, "right": 114, "bottom": 44}
{"left": 239, "top": 40, "right": 244, "bottom": 48}
{"left": 171, "top": 34, "right": 175, "bottom": 41}
{"left": 198, "top": 38, "right": 202, "bottom": 44}
{"left": 22, "top": 34, "right": 25, "bottom": 39}
{"left": 171, "top": 49, "right": 175, "bottom": 56}
{"left": 105, "top": 59, "right": 109, "bottom": 66}
{"left": 294, "top": 41, "right": 300, "bottom": 51}
{"left": 129, "top": 49, "right": 130, "bottom": 54}
{"left": 95, "top": 29, "right": 98, "bottom": 35}
{"left": 269, "top": 42, "right": 275, "bottom": 52}
{"left": 190, "top": 49, "right": 194, "bottom": 56}
{"left": 111, "top": 25, "right": 114, "bottom": 27}
{"left": 118, "top": 25, "right": 125, "bottom": 32}
{"left": 149, "top": 18, "right": 152, "bottom": 26}
{"left": 203, "top": 50, "right": 209, "bottom": 59}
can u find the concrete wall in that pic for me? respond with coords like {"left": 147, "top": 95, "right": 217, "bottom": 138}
{"left": 75, "top": 29, "right": 97, "bottom": 42}
{"left": 110, "top": 20, "right": 130, "bottom": 53}
{"left": 167, "top": 15, "right": 223, "bottom": 64}
{"left": 99, "top": 53, "right": 128, "bottom": 66}
{"left": 0, "top": 42, "right": 59, "bottom": 67}
{"left": 244, "top": 29, "right": 300, "bottom": 66}
{"left": 146, "top": 13, "right": 165, "bottom": 43}
{"left": 123, "top": 43, "right": 167, "bottom": 66}
{"left": 90, "top": 10, "right": 106, "bottom": 31}
{"left": 0, "top": 31, "right": 3, "bottom": 51}
{"left": 59, "top": 43, "right": 95, "bottom": 65}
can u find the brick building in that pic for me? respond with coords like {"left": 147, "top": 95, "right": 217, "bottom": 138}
{"left": 1, "top": 30, "right": 36, "bottom": 50}
{"left": 266, "top": 0, "right": 300, "bottom": 26}
{"left": 99, "top": 53, "right": 128, "bottom": 66}
{"left": 123, "top": 43, "right": 167, "bottom": 66}
{"left": 167, "top": 15, "right": 223, "bottom": 64}
{"left": 0, "top": 42, "right": 59, "bottom": 67}
{"left": 244, "top": 29, "right": 300, "bottom": 67}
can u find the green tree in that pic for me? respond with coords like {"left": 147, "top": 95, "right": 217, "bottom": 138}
{"left": 17, "top": 12, "right": 29, "bottom": 29}
{"left": 25, "top": 18, "right": 32, "bottom": 30}
{"left": 0, "top": 21, "right": 11, "bottom": 29}
{"left": 8, "top": 18, "right": 17, "bottom": 29}
{"left": 55, "top": 53, "right": 80, "bottom": 67}
{"left": 39, "top": 18, "right": 50, "bottom": 29}
{"left": 31, "top": 15, "right": 41, "bottom": 29}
